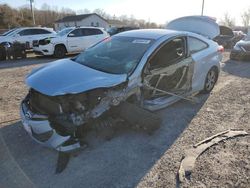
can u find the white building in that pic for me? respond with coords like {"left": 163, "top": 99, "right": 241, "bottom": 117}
{"left": 54, "top": 13, "right": 109, "bottom": 31}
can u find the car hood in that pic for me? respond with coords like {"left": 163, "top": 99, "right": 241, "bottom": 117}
{"left": 26, "top": 59, "right": 127, "bottom": 96}
{"left": 166, "top": 16, "right": 220, "bottom": 39}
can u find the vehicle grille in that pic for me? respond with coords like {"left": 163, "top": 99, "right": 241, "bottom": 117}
{"left": 33, "top": 40, "right": 39, "bottom": 47}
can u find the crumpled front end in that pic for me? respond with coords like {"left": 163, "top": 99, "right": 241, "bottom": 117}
{"left": 20, "top": 86, "right": 127, "bottom": 152}
{"left": 20, "top": 92, "right": 80, "bottom": 152}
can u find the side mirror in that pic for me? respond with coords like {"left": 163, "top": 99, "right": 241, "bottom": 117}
{"left": 68, "top": 33, "right": 75, "bottom": 37}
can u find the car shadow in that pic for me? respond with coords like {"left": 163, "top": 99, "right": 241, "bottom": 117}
{"left": 222, "top": 59, "right": 250, "bottom": 79}
{"left": 0, "top": 94, "right": 209, "bottom": 188}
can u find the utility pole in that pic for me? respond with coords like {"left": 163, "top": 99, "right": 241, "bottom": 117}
{"left": 201, "top": 0, "right": 205, "bottom": 16}
{"left": 29, "top": 0, "right": 35, "bottom": 25}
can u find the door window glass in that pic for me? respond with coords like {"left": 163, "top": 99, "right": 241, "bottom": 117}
{"left": 149, "top": 37, "right": 186, "bottom": 69}
{"left": 188, "top": 37, "right": 208, "bottom": 54}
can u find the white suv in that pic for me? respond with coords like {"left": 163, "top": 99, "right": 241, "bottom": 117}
{"left": 0, "top": 27, "right": 56, "bottom": 48}
{"left": 33, "top": 27, "right": 109, "bottom": 58}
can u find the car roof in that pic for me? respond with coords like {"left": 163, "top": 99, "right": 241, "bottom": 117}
{"left": 116, "top": 29, "right": 183, "bottom": 40}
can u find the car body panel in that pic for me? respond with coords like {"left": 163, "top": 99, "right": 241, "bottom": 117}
{"left": 26, "top": 59, "right": 127, "bottom": 96}
{"left": 21, "top": 22, "right": 222, "bottom": 151}
{"left": 0, "top": 27, "right": 56, "bottom": 48}
{"left": 166, "top": 16, "right": 220, "bottom": 39}
{"left": 33, "top": 27, "right": 109, "bottom": 56}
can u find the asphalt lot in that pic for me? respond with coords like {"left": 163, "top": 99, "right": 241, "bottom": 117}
{"left": 0, "top": 52, "right": 250, "bottom": 188}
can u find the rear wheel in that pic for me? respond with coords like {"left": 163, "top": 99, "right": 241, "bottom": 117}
{"left": 202, "top": 67, "right": 218, "bottom": 93}
{"left": 54, "top": 45, "right": 66, "bottom": 58}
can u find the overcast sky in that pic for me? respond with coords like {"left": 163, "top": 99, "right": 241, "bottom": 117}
{"left": 1, "top": 0, "right": 250, "bottom": 25}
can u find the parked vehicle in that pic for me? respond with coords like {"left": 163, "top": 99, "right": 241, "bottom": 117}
{"left": 0, "top": 28, "right": 18, "bottom": 36}
{"left": 213, "top": 26, "right": 246, "bottom": 49}
{"left": 20, "top": 16, "right": 223, "bottom": 152}
{"left": 230, "top": 35, "right": 250, "bottom": 60}
{"left": 33, "top": 27, "right": 109, "bottom": 58}
{"left": 0, "top": 27, "right": 56, "bottom": 49}
{"left": 107, "top": 26, "right": 139, "bottom": 36}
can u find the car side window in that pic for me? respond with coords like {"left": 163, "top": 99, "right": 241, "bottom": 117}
{"left": 68, "top": 29, "right": 83, "bottom": 37}
{"left": 35, "top": 29, "right": 51, "bottom": 34}
{"left": 149, "top": 37, "right": 186, "bottom": 69}
{"left": 19, "top": 29, "right": 32, "bottom": 36}
{"left": 188, "top": 37, "right": 208, "bottom": 54}
{"left": 82, "top": 28, "right": 103, "bottom": 36}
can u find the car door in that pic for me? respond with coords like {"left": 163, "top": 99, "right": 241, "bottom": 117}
{"left": 187, "top": 36, "right": 211, "bottom": 92}
{"left": 16, "top": 29, "right": 34, "bottom": 47}
{"left": 66, "top": 28, "right": 83, "bottom": 52}
{"left": 142, "top": 36, "right": 194, "bottom": 99}
{"left": 80, "top": 28, "right": 106, "bottom": 50}
{"left": 17, "top": 29, "right": 42, "bottom": 48}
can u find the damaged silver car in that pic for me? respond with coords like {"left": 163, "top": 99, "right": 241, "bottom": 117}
{"left": 20, "top": 16, "right": 223, "bottom": 152}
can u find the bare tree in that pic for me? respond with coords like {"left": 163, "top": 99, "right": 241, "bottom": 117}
{"left": 0, "top": 3, "right": 160, "bottom": 29}
{"left": 93, "top": 9, "right": 110, "bottom": 19}
{"left": 219, "top": 13, "right": 235, "bottom": 27}
{"left": 241, "top": 8, "right": 250, "bottom": 27}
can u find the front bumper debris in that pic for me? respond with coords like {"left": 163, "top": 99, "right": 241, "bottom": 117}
{"left": 20, "top": 100, "right": 81, "bottom": 152}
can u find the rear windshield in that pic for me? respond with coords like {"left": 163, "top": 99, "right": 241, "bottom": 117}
{"left": 74, "top": 36, "right": 154, "bottom": 74}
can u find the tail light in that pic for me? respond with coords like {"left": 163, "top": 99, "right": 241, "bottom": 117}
{"left": 217, "top": 45, "right": 224, "bottom": 53}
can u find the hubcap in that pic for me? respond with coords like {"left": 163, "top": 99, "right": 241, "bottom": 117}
{"left": 205, "top": 70, "right": 216, "bottom": 91}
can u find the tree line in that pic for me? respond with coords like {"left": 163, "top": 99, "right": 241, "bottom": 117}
{"left": 1, "top": 3, "right": 249, "bottom": 30}
{"left": 0, "top": 3, "right": 161, "bottom": 29}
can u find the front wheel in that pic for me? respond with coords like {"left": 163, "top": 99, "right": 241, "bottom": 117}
{"left": 202, "top": 67, "right": 218, "bottom": 93}
{"left": 54, "top": 45, "right": 66, "bottom": 58}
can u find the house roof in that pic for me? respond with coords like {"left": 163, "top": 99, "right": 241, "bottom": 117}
{"left": 55, "top": 13, "right": 107, "bottom": 23}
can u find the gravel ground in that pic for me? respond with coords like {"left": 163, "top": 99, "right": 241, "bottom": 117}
{"left": 0, "top": 52, "right": 249, "bottom": 188}
{"left": 138, "top": 53, "right": 250, "bottom": 188}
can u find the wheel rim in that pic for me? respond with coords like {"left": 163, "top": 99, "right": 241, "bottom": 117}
{"left": 205, "top": 69, "right": 216, "bottom": 91}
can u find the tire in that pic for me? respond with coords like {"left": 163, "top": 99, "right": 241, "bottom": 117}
{"left": 54, "top": 45, "right": 66, "bottom": 58}
{"left": 202, "top": 67, "right": 218, "bottom": 94}
{"left": 0, "top": 47, "right": 6, "bottom": 61}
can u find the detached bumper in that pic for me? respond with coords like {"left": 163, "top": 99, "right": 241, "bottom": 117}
{"left": 20, "top": 100, "right": 81, "bottom": 152}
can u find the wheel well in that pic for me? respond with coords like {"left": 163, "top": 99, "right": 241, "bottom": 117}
{"left": 55, "top": 44, "right": 67, "bottom": 53}
{"left": 211, "top": 65, "right": 219, "bottom": 75}
{"left": 1, "top": 42, "right": 12, "bottom": 46}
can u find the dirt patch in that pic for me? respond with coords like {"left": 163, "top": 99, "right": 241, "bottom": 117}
{"left": 0, "top": 64, "right": 40, "bottom": 126}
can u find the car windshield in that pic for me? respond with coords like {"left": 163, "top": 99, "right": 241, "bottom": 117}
{"left": 74, "top": 36, "right": 154, "bottom": 74}
{"left": 1, "top": 28, "right": 17, "bottom": 36}
{"left": 57, "top": 28, "right": 73, "bottom": 36}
